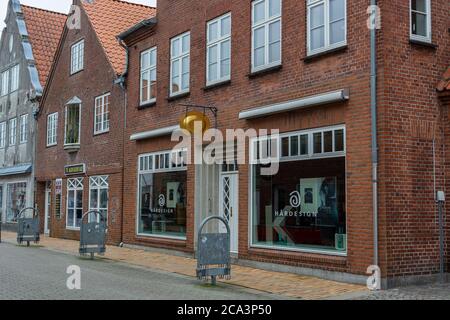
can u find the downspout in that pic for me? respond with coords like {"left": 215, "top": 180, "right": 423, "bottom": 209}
{"left": 370, "top": 0, "right": 379, "bottom": 268}
{"left": 117, "top": 38, "right": 129, "bottom": 246}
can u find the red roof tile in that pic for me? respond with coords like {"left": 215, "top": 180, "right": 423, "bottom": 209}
{"left": 82, "top": 0, "right": 156, "bottom": 75}
{"left": 437, "top": 67, "right": 450, "bottom": 92}
{"left": 21, "top": 5, "right": 66, "bottom": 86}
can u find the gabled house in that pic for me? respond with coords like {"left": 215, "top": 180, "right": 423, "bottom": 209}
{"left": 35, "top": 0, "right": 155, "bottom": 244}
{"left": 0, "top": 0, "right": 65, "bottom": 230}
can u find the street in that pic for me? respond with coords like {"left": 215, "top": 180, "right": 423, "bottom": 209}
{"left": 0, "top": 242, "right": 279, "bottom": 300}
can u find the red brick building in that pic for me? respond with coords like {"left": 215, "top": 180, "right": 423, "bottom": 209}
{"left": 116, "top": 0, "right": 449, "bottom": 287}
{"left": 35, "top": 0, "right": 155, "bottom": 245}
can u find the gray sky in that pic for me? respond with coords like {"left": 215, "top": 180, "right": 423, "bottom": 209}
{"left": 1, "top": 0, "right": 157, "bottom": 37}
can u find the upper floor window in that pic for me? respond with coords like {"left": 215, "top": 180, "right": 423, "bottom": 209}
{"left": 10, "top": 65, "right": 19, "bottom": 92}
{"left": 410, "top": 0, "right": 431, "bottom": 42}
{"left": 307, "top": 0, "right": 347, "bottom": 56}
{"left": 9, "top": 118, "right": 16, "bottom": 146}
{"left": 19, "top": 114, "right": 28, "bottom": 144}
{"left": 251, "top": 0, "right": 282, "bottom": 72}
{"left": 65, "top": 103, "right": 81, "bottom": 145}
{"left": 94, "top": 93, "right": 110, "bottom": 134}
{"left": 170, "top": 32, "right": 190, "bottom": 96}
{"left": 207, "top": 13, "right": 231, "bottom": 85}
{"left": 0, "top": 122, "right": 6, "bottom": 148}
{"left": 140, "top": 47, "right": 157, "bottom": 105}
{"left": 1, "top": 70, "right": 9, "bottom": 96}
{"left": 71, "top": 40, "right": 84, "bottom": 74}
{"left": 47, "top": 112, "right": 58, "bottom": 147}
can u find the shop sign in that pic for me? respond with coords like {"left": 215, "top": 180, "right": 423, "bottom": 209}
{"left": 64, "top": 164, "right": 86, "bottom": 176}
{"left": 148, "top": 194, "right": 174, "bottom": 215}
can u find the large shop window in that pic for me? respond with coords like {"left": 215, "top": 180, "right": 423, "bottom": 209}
{"left": 138, "top": 150, "right": 187, "bottom": 239}
{"left": 65, "top": 103, "right": 81, "bottom": 145}
{"left": 6, "top": 182, "right": 27, "bottom": 222}
{"left": 66, "top": 178, "right": 83, "bottom": 229}
{"left": 251, "top": 126, "right": 347, "bottom": 254}
{"left": 89, "top": 176, "right": 108, "bottom": 224}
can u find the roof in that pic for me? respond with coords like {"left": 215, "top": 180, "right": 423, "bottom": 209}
{"left": 82, "top": 0, "right": 156, "bottom": 75}
{"left": 0, "top": 163, "right": 32, "bottom": 176}
{"left": 437, "top": 67, "right": 450, "bottom": 93}
{"left": 20, "top": 4, "right": 66, "bottom": 86}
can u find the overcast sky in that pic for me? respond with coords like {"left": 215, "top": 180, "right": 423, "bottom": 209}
{"left": 1, "top": 0, "right": 157, "bottom": 37}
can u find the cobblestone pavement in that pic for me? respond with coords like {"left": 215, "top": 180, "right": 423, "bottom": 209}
{"left": 350, "top": 284, "right": 450, "bottom": 300}
{"left": 0, "top": 242, "right": 281, "bottom": 300}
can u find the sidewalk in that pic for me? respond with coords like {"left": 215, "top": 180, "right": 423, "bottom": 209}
{"left": 1, "top": 231, "right": 367, "bottom": 300}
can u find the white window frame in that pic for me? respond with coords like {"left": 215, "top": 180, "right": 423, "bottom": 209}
{"left": 0, "top": 121, "right": 6, "bottom": 148}
{"left": 70, "top": 39, "right": 84, "bottom": 75}
{"left": 251, "top": 0, "right": 282, "bottom": 73}
{"left": 206, "top": 13, "right": 232, "bottom": 86}
{"left": 170, "top": 32, "right": 190, "bottom": 97}
{"left": 47, "top": 112, "right": 58, "bottom": 147}
{"left": 10, "top": 65, "right": 19, "bottom": 92}
{"left": 94, "top": 93, "right": 110, "bottom": 135}
{"left": 66, "top": 177, "right": 83, "bottom": 230}
{"left": 136, "top": 149, "right": 188, "bottom": 240}
{"left": 307, "top": 0, "right": 347, "bottom": 56}
{"left": 64, "top": 103, "right": 81, "bottom": 146}
{"left": 88, "top": 176, "right": 109, "bottom": 224}
{"left": 8, "top": 118, "right": 16, "bottom": 146}
{"left": 19, "top": 114, "right": 28, "bottom": 144}
{"left": 140, "top": 47, "right": 157, "bottom": 105}
{"left": 1, "top": 70, "right": 9, "bottom": 96}
{"left": 410, "top": 0, "right": 432, "bottom": 43}
{"left": 249, "top": 124, "right": 347, "bottom": 256}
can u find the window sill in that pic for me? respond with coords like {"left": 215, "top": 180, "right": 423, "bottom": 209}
{"left": 203, "top": 79, "right": 231, "bottom": 91}
{"left": 70, "top": 69, "right": 84, "bottom": 76}
{"left": 167, "top": 91, "right": 190, "bottom": 102}
{"left": 303, "top": 45, "right": 348, "bottom": 63}
{"left": 64, "top": 144, "right": 80, "bottom": 153}
{"left": 138, "top": 100, "right": 156, "bottom": 110}
{"left": 248, "top": 64, "right": 282, "bottom": 78}
{"left": 46, "top": 143, "right": 57, "bottom": 148}
{"left": 93, "top": 130, "right": 109, "bottom": 137}
{"left": 409, "top": 39, "right": 438, "bottom": 49}
{"left": 66, "top": 227, "right": 80, "bottom": 231}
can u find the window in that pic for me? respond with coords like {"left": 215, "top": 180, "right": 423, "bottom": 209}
{"left": 1, "top": 70, "right": 9, "bottom": 96}
{"left": 307, "top": 0, "right": 347, "bottom": 56}
{"left": 0, "top": 122, "right": 6, "bottom": 148}
{"left": 206, "top": 13, "right": 231, "bottom": 85}
{"left": 94, "top": 93, "right": 110, "bottom": 134}
{"left": 251, "top": 126, "right": 347, "bottom": 254}
{"left": 410, "top": 0, "right": 431, "bottom": 42}
{"left": 138, "top": 150, "right": 187, "bottom": 239}
{"left": 47, "top": 112, "right": 58, "bottom": 146}
{"left": 170, "top": 32, "right": 190, "bottom": 96}
{"left": 67, "top": 178, "right": 83, "bottom": 229}
{"left": 251, "top": 0, "right": 282, "bottom": 72}
{"left": 9, "top": 118, "right": 16, "bottom": 146}
{"left": 140, "top": 47, "right": 157, "bottom": 105}
{"left": 6, "top": 182, "right": 27, "bottom": 222}
{"left": 10, "top": 64, "right": 19, "bottom": 92}
{"left": 89, "top": 176, "right": 109, "bottom": 224}
{"left": 65, "top": 103, "right": 81, "bottom": 145}
{"left": 70, "top": 40, "right": 84, "bottom": 74}
{"left": 19, "top": 114, "right": 28, "bottom": 143}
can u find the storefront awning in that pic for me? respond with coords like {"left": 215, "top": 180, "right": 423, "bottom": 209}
{"left": 0, "top": 164, "right": 32, "bottom": 177}
{"left": 130, "top": 125, "right": 181, "bottom": 141}
{"left": 239, "top": 89, "right": 349, "bottom": 120}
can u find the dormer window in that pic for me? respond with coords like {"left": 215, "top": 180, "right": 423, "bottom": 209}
{"left": 71, "top": 40, "right": 84, "bottom": 74}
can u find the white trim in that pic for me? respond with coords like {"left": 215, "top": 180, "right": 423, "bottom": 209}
{"left": 206, "top": 13, "right": 232, "bottom": 86}
{"left": 239, "top": 89, "right": 349, "bottom": 119}
{"left": 0, "top": 121, "right": 6, "bottom": 148}
{"left": 64, "top": 102, "right": 81, "bottom": 146}
{"left": 70, "top": 39, "right": 84, "bottom": 74}
{"left": 409, "top": 0, "right": 432, "bottom": 43}
{"left": 88, "top": 176, "right": 109, "bottom": 224}
{"left": 307, "top": 0, "right": 347, "bottom": 56}
{"left": 140, "top": 47, "right": 157, "bottom": 105}
{"left": 251, "top": 0, "right": 282, "bottom": 73}
{"left": 19, "top": 114, "right": 28, "bottom": 144}
{"left": 170, "top": 32, "right": 190, "bottom": 96}
{"left": 130, "top": 125, "right": 180, "bottom": 141}
{"left": 94, "top": 92, "right": 110, "bottom": 135}
{"left": 8, "top": 117, "right": 17, "bottom": 146}
{"left": 46, "top": 112, "right": 58, "bottom": 147}
{"left": 66, "top": 177, "right": 83, "bottom": 230}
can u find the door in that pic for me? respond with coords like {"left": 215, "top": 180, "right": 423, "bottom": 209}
{"left": 44, "top": 187, "right": 51, "bottom": 234}
{"left": 219, "top": 173, "right": 239, "bottom": 253}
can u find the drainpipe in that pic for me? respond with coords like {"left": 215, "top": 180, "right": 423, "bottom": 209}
{"left": 370, "top": 0, "right": 379, "bottom": 268}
